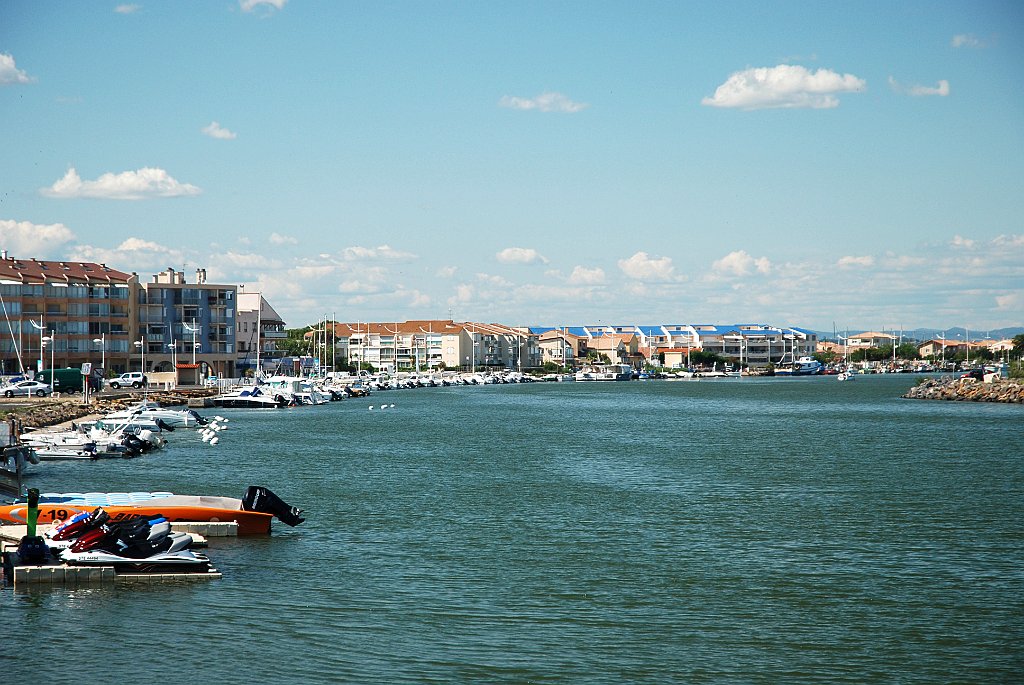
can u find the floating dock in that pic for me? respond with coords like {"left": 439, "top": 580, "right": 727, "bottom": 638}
{"left": 0, "top": 521, "right": 234, "bottom": 588}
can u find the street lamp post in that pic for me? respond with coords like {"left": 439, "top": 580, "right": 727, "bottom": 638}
{"left": 92, "top": 333, "right": 106, "bottom": 371}
{"left": 167, "top": 341, "right": 177, "bottom": 389}
{"left": 41, "top": 333, "right": 54, "bottom": 395}
{"left": 29, "top": 316, "right": 45, "bottom": 376}
{"left": 184, "top": 318, "right": 200, "bottom": 364}
{"left": 134, "top": 336, "right": 147, "bottom": 398}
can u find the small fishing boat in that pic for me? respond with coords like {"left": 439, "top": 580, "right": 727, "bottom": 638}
{"left": 0, "top": 485, "right": 305, "bottom": 535}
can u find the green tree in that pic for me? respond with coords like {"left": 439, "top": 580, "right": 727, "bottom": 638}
{"left": 689, "top": 350, "right": 725, "bottom": 367}
{"left": 275, "top": 328, "right": 312, "bottom": 356}
{"left": 1012, "top": 334, "right": 1024, "bottom": 358}
{"left": 851, "top": 347, "right": 887, "bottom": 362}
{"left": 815, "top": 350, "right": 838, "bottom": 365}
{"left": 896, "top": 343, "right": 920, "bottom": 360}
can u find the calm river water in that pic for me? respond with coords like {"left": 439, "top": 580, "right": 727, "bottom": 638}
{"left": 3, "top": 375, "right": 1022, "bottom": 683}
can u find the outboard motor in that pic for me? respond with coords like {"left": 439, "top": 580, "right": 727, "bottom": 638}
{"left": 241, "top": 486, "right": 305, "bottom": 527}
{"left": 121, "top": 433, "right": 147, "bottom": 456}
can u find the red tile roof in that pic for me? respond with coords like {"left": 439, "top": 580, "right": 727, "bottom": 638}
{"left": 0, "top": 256, "right": 134, "bottom": 284}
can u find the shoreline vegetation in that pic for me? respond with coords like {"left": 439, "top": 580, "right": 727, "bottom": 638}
{"left": 903, "top": 377, "right": 1024, "bottom": 403}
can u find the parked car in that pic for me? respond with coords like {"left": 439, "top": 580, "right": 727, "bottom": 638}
{"left": 108, "top": 372, "right": 148, "bottom": 389}
{"left": 2, "top": 380, "right": 54, "bottom": 397}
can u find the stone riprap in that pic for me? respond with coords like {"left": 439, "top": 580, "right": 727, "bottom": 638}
{"left": 903, "top": 377, "right": 1024, "bottom": 403}
{"left": 3, "top": 390, "right": 216, "bottom": 430}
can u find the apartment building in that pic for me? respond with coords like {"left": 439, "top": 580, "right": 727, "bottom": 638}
{"left": 0, "top": 253, "right": 136, "bottom": 375}
{"left": 318, "top": 320, "right": 540, "bottom": 373}
{"left": 137, "top": 268, "right": 237, "bottom": 379}
{"left": 236, "top": 291, "right": 287, "bottom": 375}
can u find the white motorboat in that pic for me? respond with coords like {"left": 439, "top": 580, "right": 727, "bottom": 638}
{"left": 102, "top": 400, "right": 209, "bottom": 428}
{"left": 213, "top": 384, "right": 283, "bottom": 408}
{"left": 775, "top": 356, "right": 824, "bottom": 376}
{"left": 263, "top": 376, "right": 331, "bottom": 405}
{"left": 22, "top": 419, "right": 166, "bottom": 460}
{"left": 575, "top": 363, "right": 633, "bottom": 381}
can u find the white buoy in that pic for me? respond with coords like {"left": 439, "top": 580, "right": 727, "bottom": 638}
{"left": 202, "top": 433, "right": 211, "bottom": 442}
{"left": 210, "top": 437, "right": 219, "bottom": 445}
{"left": 390, "top": 403, "right": 395, "bottom": 408}
{"left": 368, "top": 406, "right": 373, "bottom": 411}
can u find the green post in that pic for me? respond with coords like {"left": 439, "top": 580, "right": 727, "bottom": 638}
{"left": 26, "top": 487, "right": 39, "bottom": 537}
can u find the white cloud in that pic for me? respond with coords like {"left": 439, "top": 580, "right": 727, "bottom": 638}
{"left": 338, "top": 279, "right": 381, "bottom": 295}
{"left": 498, "top": 92, "right": 589, "bottom": 113}
{"left": 952, "top": 34, "right": 984, "bottom": 49}
{"left": 995, "top": 293, "right": 1022, "bottom": 311}
{"left": 220, "top": 251, "right": 279, "bottom": 269}
{"left": 240, "top": 0, "right": 285, "bottom": 12}
{"left": 0, "top": 219, "right": 75, "bottom": 257}
{"left": 269, "top": 232, "right": 298, "bottom": 245}
{"left": 568, "top": 265, "right": 605, "bottom": 285}
{"left": 879, "top": 253, "right": 928, "bottom": 269}
{"left": 201, "top": 121, "right": 238, "bottom": 139}
{"left": 993, "top": 234, "right": 1024, "bottom": 248}
{"left": 476, "top": 273, "right": 513, "bottom": 287}
{"left": 702, "top": 65, "right": 866, "bottom": 110}
{"left": 909, "top": 80, "right": 950, "bottom": 97}
{"left": 41, "top": 167, "right": 201, "bottom": 200}
{"left": 436, "top": 266, "right": 457, "bottom": 278}
{"left": 0, "top": 53, "right": 33, "bottom": 86}
{"left": 405, "top": 289, "right": 432, "bottom": 308}
{"left": 951, "top": 235, "right": 976, "bottom": 249}
{"left": 496, "top": 247, "right": 548, "bottom": 265}
{"left": 68, "top": 237, "right": 187, "bottom": 275}
{"left": 711, "top": 250, "right": 772, "bottom": 277}
{"left": 890, "top": 76, "right": 949, "bottom": 97}
{"left": 618, "top": 251, "right": 680, "bottom": 282}
{"left": 341, "top": 245, "right": 416, "bottom": 261}
{"left": 837, "top": 255, "right": 874, "bottom": 268}
{"left": 114, "top": 4, "right": 140, "bottom": 13}
{"left": 449, "top": 283, "right": 475, "bottom": 305}
{"left": 294, "top": 264, "right": 338, "bottom": 280}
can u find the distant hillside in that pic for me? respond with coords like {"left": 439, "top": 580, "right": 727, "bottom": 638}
{"left": 815, "top": 327, "right": 1024, "bottom": 342}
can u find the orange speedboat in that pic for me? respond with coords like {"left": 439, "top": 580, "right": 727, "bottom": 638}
{"left": 0, "top": 486, "right": 304, "bottom": 535}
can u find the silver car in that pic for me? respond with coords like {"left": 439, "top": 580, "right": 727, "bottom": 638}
{"left": 2, "top": 380, "right": 54, "bottom": 397}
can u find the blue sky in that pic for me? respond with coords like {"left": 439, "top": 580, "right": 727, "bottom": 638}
{"left": 2, "top": 1, "right": 1022, "bottom": 333}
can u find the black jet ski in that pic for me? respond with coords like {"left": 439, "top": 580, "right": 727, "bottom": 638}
{"left": 60, "top": 515, "right": 210, "bottom": 570}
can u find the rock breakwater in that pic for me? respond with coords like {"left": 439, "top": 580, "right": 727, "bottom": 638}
{"left": 903, "top": 377, "right": 1024, "bottom": 403}
{"left": 3, "top": 390, "right": 217, "bottom": 430}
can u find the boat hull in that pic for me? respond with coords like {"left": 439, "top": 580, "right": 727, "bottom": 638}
{"left": 0, "top": 501, "right": 274, "bottom": 535}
